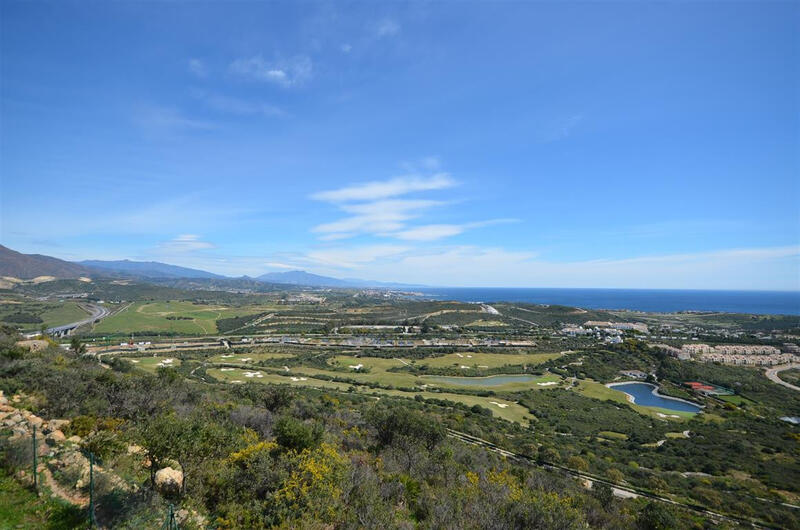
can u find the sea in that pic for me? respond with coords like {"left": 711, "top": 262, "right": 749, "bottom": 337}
{"left": 415, "top": 288, "right": 800, "bottom": 316}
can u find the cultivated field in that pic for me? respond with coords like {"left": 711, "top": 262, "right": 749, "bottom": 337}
{"left": 93, "top": 301, "right": 268, "bottom": 335}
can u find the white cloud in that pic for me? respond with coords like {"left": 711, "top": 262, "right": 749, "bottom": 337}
{"left": 312, "top": 174, "right": 455, "bottom": 202}
{"left": 393, "top": 224, "right": 465, "bottom": 241}
{"left": 188, "top": 58, "right": 207, "bottom": 78}
{"left": 305, "top": 245, "right": 410, "bottom": 269}
{"left": 350, "top": 244, "right": 800, "bottom": 289}
{"left": 264, "top": 262, "right": 296, "bottom": 269}
{"left": 374, "top": 19, "right": 400, "bottom": 37}
{"left": 229, "top": 55, "right": 312, "bottom": 87}
{"left": 312, "top": 200, "right": 441, "bottom": 236}
{"left": 539, "top": 114, "right": 583, "bottom": 142}
{"left": 308, "top": 173, "right": 515, "bottom": 242}
{"left": 158, "top": 234, "right": 215, "bottom": 252}
{"left": 134, "top": 105, "right": 214, "bottom": 133}
{"left": 194, "top": 91, "right": 284, "bottom": 118}
{"left": 393, "top": 219, "right": 519, "bottom": 241}
{"left": 340, "top": 43, "right": 353, "bottom": 53}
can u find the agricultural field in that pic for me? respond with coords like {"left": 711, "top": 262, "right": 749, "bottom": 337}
{"left": 93, "top": 301, "right": 269, "bottom": 335}
{"left": 0, "top": 298, "right": 90, "bottom": 331}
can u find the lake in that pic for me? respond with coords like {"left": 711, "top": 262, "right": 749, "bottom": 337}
{"left": 608, "top": 382, "right": 702, "bottom": 413}
{"left": 429, "top": 374, "right": 538, "bottom": 387}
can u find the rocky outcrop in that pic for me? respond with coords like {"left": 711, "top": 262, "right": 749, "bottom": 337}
{"left": 46, "top": 430, "right": 66, "bottom": 444}
{"left": 155, "top": 467, "right": 183, "bottom": 497}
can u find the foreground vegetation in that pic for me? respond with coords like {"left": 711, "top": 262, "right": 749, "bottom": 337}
{"left": 1, "top": 280, "right": 798, "bottom": 528}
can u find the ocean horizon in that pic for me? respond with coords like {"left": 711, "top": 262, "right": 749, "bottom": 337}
{"left": 416, "top": 287, "right": 800, "bottom": 315}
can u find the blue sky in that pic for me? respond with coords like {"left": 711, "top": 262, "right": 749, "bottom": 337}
{"left": 1, "top": 1, "right": 798, "bottom": 289}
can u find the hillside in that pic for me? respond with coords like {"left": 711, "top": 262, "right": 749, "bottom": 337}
{"left": 79, "top": 259, "right": 224, "bottom": 279}
{"left": 0, "top": 245, "right": 93, "bottom": 280}
{"left": 257, "top": 270, "right": 424, "bottom": 289}
{"left": 257, "top": 270, "right": 351, "bottom": 287}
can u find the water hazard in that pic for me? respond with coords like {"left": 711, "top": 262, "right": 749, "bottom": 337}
{"left": 609, "top": 382, "right": 702, "bottom": 413}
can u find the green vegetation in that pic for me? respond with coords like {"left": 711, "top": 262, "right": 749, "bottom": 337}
{"left": 94, "top": 301, "right": 268, "bottom": 335}
{"left": 0, "top": 467, "right": 85, "bottom": 529}
{"left": 1, "top": 284, "right": 798, "bottom": 528}
{"left": 0, "top": 298, "right": 90, "bottom": 331}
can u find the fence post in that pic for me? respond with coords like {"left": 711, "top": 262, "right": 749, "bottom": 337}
{"left": 32, "top": 425, "right": 38, "bottom": 494}
{"left": 89, "top": 452, "right": 97, "bottom": 527}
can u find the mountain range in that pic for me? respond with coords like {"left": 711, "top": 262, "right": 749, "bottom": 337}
{"left": 79, "top": 259, "right": 224, "bottom": 280}
{"left": 0, "top": 245, "right": 423, "bottom": 289}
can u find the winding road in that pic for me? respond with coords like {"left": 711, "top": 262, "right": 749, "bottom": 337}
{"left": 46, "top": 302, "right": 110, "bottom": 336}
{"left": 764, "top": 363, "right": 800, "bottom": 392}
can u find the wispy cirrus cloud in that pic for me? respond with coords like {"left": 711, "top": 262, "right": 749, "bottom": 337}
{"left": 312, "top": 173, "right": 455, "bottom": 202}
{"left": 134, "top": 105, "right": 214, "bottom": 134}
{"left": 539, "top": 114, "right": 583, "bottom": 142}
{"left": 311, "top": 174, "right": 455, "bottom": 240}
{"left": 394, "top": 219, "right": 519, "bottom": 241}
{"left": 310, "top": 172, "right": 517, "bottom": 242}
{"left": 192, "top": 91, "right": 285, "bottom": 118}
{"left": 158, "top": 234, "right": 215, "bottom": 252}
{"left": 229, "top": 55, "right": 312, "bottom": 87}
{"left": 305, "top": 244, "right": 411, "bottom": 269}
{"left": 188, "top": 58, "right": 207, "bottom": 78}
{"left": 373, "top": 18, "right": 400, "bottom": 38}
{"left": 313, "top": 199, "right": 443, "bottom": 239}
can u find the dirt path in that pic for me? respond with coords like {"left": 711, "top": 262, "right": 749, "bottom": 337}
{"left": 41, "top": 467, "right": 88, "bottom": 507}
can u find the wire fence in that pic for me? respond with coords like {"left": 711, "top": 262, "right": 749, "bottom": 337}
{"left": 17, "top": 428, "right": 179, "bottom": 528}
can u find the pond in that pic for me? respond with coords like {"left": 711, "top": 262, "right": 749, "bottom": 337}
{"left": 609, "top": 382, "right": 702, "bottom": 413}
{"left": 428, "top": 374, "right": 538, "bottom": 387}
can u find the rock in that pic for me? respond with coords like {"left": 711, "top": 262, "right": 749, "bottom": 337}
{"left": 36, "top": 439, "right": 49, "bottom": 457}
{"left": 46, "top": 430, "right": 66, "bottom": 444}
{"left": 27, "top": 415, "right": 44, "bottom": 429}
{"left": 8, "top": 413, "right": 23, "bottom": 425}
{"left": 0, "top": 394, "right": 7, "bottom": 405}
{"left": 127, "top": 444, "right": 144, "bottom": 455}
{"left": 67, "top": 435, "right": 82, "bottom": 444}
{"left": 11, "top": 426, "right": 28, "bottom": 438}
{"left": 46, "top": 419, "right": 70, "bottom": 433}
{"left": 155, "top": 467, "right": 183, "bottom": 497}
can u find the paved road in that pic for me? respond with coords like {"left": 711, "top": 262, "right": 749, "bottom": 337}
{"left": 46, "top": 303, "right": 110, "bottom": 336}
{"left": 765, "top": 363, "right": 800, "bottom": 392}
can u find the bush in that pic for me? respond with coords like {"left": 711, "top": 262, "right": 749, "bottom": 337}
{"left": 274, "top": 417, "right": 322, "bottom": 452}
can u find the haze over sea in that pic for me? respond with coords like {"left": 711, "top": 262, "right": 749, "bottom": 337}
{"left": 418, "top": 288, "right": 800, "bottom": 316}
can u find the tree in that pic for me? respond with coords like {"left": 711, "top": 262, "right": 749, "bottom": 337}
{"left": 636, "top": 501, "right": 677, "bottom": 530}
{"left": 70, "top": 336, "right": 86, "bottom": 355}
{"left": 274, "top": 416, "right": 322, "bottom": 452}
{"left": 137, "top": 412, "right": 234, "bottom": 495}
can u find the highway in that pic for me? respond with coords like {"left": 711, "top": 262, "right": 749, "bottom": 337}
{"left": 46, "top": 303, "right": 110, "bottom": 336}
